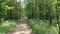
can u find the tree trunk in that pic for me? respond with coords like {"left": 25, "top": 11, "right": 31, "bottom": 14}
{"left": 56, "top": 14, "right": 60, "bottom": 34}
{"left": 48, "top": 8, "right": 52, "bottom": 24}
{"left": 56, "top": 4, "right": 60, "bottom": 34}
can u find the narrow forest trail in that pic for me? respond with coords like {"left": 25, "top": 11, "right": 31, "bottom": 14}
{"left": 7, "top": 19, "right": 32, "bottom": 34}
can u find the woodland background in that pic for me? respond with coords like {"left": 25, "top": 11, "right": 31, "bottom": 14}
{"left": 0, "top": 0, "right": 60, "bottom": 34}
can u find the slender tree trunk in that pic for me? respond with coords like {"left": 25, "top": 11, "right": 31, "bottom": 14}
{"left": 49, "top": 9, "right": 52, "bottom": 24}
{"left": 56, "top": 11, "right": 60, "bottom": 34}
{"left": 0, "top": 14, "right": 2, "bottom": 23}
{"left": 0, "top": 18, "right": 1, "bottom": 22}
{"left": 56, "top": 4, "right": 60, "bottom": 34}
{"left": 47, "top": 3, "right": 52, "bottom": 24}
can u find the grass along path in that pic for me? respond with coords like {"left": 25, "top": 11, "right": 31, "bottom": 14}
{"left": 7, "top": 19, "right": 32, "bottom": 34}
{"left": 0, "top": 20, "right": 19, "bottom": 34}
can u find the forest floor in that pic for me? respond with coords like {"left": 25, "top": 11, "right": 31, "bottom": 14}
{"left": 7, "top": 19, "right": 32, "bottom": 34}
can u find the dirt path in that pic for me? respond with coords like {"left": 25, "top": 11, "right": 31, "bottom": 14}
{"left": 7, "top": 19, "right": 32, "bottom": 34}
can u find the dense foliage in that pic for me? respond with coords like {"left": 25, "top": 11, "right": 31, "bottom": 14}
{"left": 0, "top": 0, "right": 14, "bottom": 18}
{"left": 28, "top": 19, "right": 59, "bottom": 34}
{"left": 0, "top": 0, "right": 60, "bottom": 34}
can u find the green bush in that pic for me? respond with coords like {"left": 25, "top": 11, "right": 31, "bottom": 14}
{"left": 28, "top": 19, "right": 58, "bottom": 34}
{"left": 0, "top": 20, "right": 19, "bottom": 34}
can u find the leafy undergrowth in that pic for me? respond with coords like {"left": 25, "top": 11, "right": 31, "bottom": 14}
{"left": 28, "top": 19, "right": 59, "bottom": 34}
{"left": 0, "top": 20, "right": 19, "bottom": 34}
